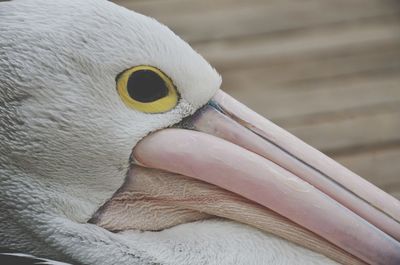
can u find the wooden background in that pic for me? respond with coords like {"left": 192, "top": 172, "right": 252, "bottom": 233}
{"left": 113, "top": 0, "right": 400, "bottom": 199}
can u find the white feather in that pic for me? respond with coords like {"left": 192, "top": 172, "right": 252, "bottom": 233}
{"left": 0, "top": 0, "right": 336, "bottom": 264}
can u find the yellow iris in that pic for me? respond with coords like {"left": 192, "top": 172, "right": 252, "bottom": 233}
{"left": 116, "top": 65, "right": 178, "bottom": 113}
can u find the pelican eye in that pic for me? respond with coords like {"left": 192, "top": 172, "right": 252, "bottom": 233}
{"left": 116, "top": 65, "right": 178, "bottom": 113}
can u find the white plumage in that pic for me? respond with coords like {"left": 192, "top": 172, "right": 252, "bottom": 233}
{"left": 0, "top": 0, "right": 351, "bottom": 264}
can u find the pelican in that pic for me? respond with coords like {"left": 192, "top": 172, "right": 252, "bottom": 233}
{"left": 1, "top": 0, "right": 400, "bottom": 264}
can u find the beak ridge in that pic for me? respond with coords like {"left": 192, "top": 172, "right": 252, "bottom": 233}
{"left": 133, "top": 90, "right": 400, "bottom": 265}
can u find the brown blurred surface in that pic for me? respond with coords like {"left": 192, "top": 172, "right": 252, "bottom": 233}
{"left": 113, "top": 0, "right": 400, "bottom": 199}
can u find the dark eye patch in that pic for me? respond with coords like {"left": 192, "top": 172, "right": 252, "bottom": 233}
{"left": 127, "top": 69, "right": 168, "bottom": 103}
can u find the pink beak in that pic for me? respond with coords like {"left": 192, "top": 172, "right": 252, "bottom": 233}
{"left": 133, "top": 90, "right": 400, "bottom": 265}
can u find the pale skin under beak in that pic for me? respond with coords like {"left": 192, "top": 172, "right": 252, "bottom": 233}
{"left": 93, "top": 165, "right": 364, "bottom": 265}
{"left": 132, "top": 90, "right": 400, "bottom": 265}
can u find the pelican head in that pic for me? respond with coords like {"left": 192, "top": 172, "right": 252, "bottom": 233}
{"left": 1, "top": 0, "right": 400, "bottom": 264}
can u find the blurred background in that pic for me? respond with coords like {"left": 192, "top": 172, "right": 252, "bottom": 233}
{"left": 113, "top": 0, "right": 400, "bottom": 199}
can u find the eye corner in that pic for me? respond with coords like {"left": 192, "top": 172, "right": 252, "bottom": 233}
{"left": 115, "top": 70, "right": 124, "bottom": 83}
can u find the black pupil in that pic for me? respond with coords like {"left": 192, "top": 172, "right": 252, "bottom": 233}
{"left": 127, "top": 70, "right": 169, "bottom": 103}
